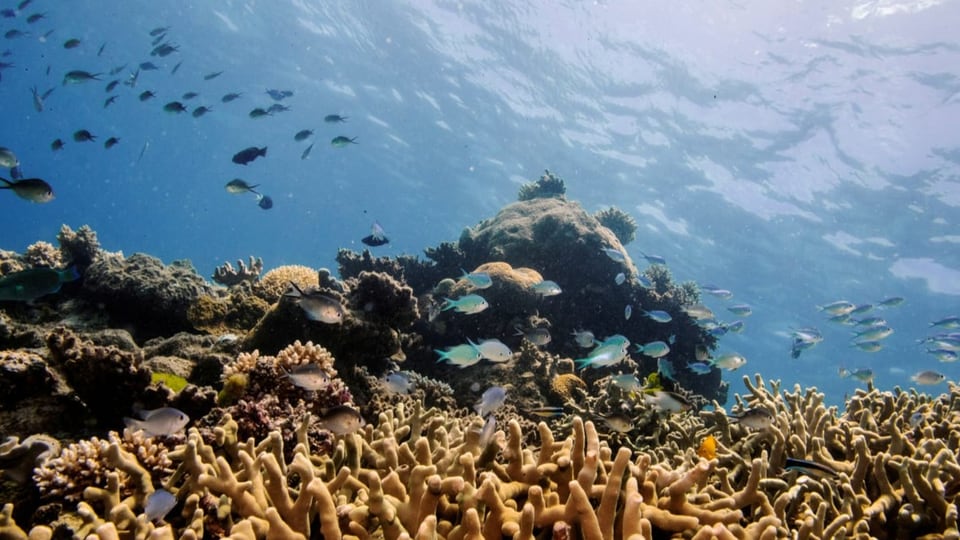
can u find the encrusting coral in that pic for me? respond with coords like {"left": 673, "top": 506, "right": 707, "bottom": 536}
{"left": 518, "top": 169, "right": 567, "bottom": 201}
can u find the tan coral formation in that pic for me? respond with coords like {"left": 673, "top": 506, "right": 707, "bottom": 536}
{"left": 7, "top": 376, "right": 960, "bottom": 539}
{"left": 212, "top": 256, "right": 264, "bottom": 287}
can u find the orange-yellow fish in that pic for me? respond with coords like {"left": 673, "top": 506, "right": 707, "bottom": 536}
{"left": 697, "top": 435, "right": 717, "bottom": 460}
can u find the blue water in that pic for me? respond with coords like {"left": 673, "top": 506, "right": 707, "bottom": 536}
{"left": 1, "top": 1, "right": 958, "bottom": 406}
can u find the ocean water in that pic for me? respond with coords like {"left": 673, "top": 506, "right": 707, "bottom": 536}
{"left": 1, "top": 0, "right": 958, "bottom": 406}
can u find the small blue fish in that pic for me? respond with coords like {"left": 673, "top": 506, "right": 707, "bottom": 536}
{"left": 614, "top": 272, "right": 626, "bottom": 285}
{"left": 460, "top": 269, "right": 492, "bottom": 289}
{"left": 726, "top": 304, "right": 753, "bottom": 317}
{"left": 475, "top": 386, "right": 507, "bottom": 417}
{"left": 637, "top": 274, "right": 653, "bottom": 288}
{"left": 436, "top": 343, "right": 482, "bottom": 367}
{"left": 657, "top": 358, "right": 675, "bottom": 380}
{"left": 635, "top": 340, "right": 670, "bottom": 358}
{"left": 381, "top": 372, "right": 414, "bottom": 394}
{"left": 571, "top": 329, "right": 595, "bottom": 348}
{"left": 624, "top": 304, "right": 632, "bottom": 320}
{"left": 643, "top": 310, "right": 672, "bottom": 323}
{"left": 726, "top": 320, "right": 745, "bottom": 333}
{"left": 930, "top": 316, "right": 960, "bottom": 329}
{"left": 609, "top": 373, "right": 642, "bottom": 392}
{"left": 687, "top": 362, "right": 712, "bottom": 375}
{"left": 877, "top": 296, "right": 905, "bottom": 308}
{"left": 600, "top": 247, "right": 625, "bottom": 263}
{"left": 441, "top": 294, "right": 489, "bottom": 314}
{"left": 144, "top": 489, "right": 176, "bottom": 522}
{"left": 532, "top": 280, "right": 562, "bottom": 297}
{"left": 638, "top": 251, "right": 666, "bottom": 265}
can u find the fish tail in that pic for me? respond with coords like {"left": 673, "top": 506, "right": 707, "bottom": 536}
{"left": 434, "top": 350, "right": 449, "bottom": 363}
{"left": 440, "top": 298, "right": 455, "bottom": 311}
{"left": 59, "top": 266, "right": 81, "bottom": 282}
{"left": 0, "top": 178, "right": 11, "bottom": 188}
{"left": 574, "top": 357, "right": 592, "bottom": 369}
{"left": 259, "top": 147, "right": 268, "bottom": 156}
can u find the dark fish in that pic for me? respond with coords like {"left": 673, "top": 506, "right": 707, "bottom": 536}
{"left": 163, "top": 101, "right": 187, "bottom": 114}
{"left": 151, "top": 43, "right": 178, "bottom": 57}
{"left": 182, "top": 91, "right": 198, "bottom": 100}
{"left": 331, "top": 136, "right": 358, "bottom": 147}
{"left": 248, "top": 108, "right": 271, "bottom": 119}
{"left": 97, "top": 42, "right": 106, "bottom": 56}
{"left": 151, "top": 33, "right": 167, "bottom": 46}
{"left": 139, "top": 90, "right": 156, "bottom": 102}
{"left": 104, "top": 137, "right": 120, "bottom": 149}
{"left": 232, "top": 146, "right": 267, "bottom": 165}
{"left": 18, "top": 0, "right": 33, "bottom": 10}
{"left": 171, "top": 61, "right": 182, "bottom": 75}
{"left": 105, "top": 80, "right": 120, "bottom": 92}
{"left": 139, "top": 61, "right": 160, "bottom": 71}
{"left": 257, "top": 195, "right": 273, "bottom": 209}
{"left": 138, "top": 141, "right": 149, "bottom": 162}
{"left": 361, "top": 221, "right": 389, "bottom": 247}
{"left": 203, "top": 70, "right": 223, "bottom": 80}
{"left": 191, "top": 106, "right": 211, "bottom": 118}
{"left": 26, "top": 13, "right": 46, "bottom": 24}
{"left": 225, "top": 179, "right": 259, "bottom": 194}
{"left": 4, "top": 29, "right": 26, "bottom": 40}
{"left": 300, "top": 143, "right": 314, "bottom": 160}
{"left": 266, "top": 89, "right": 293, "bottom": 100}
{"left": 51, "top": 139, "right": 64, "bottom": 151}
{"left": 103, "top": 95, "right": 117, "bottom": 108}
{"left": 784, "top": 457, "right": 837, "bottom": 478}
{"left": 63, "top": 38, "right": 81, "bottom": 49}
{"left": 221, "top": 92, "right": 242, "bottom": 103}
{"left": 149, "top": 26, "right": 171, "bottom": 37}
{"left": 63, "top": 70, "right": 101, "bottom": 84}
{"left": 9, "top": 165, "right": 22, "bottom": 180}
{"left": 0, "top": 146, "right": 19, "bottom": 168}
{"left": 1, "top": 9, "right": 16, "bottom": 18}
{"left": 109, "top": 63, "right": 128, "bottom": 76}
{"left": 267, "top": 103, "right": 289, "bottom": 114}
{"left": 324, "top": 114, "right": 348, "bottom": 123}
{"left": 0, "top": 177, "right": 54, "bottom": 203}
{"left": 124, "top": 68, "right": 140, "bottom": 88}
{"left": 73, "top": 129, "right": 96, "bottom": 142}
{"left": 294, "top": 129, "right": 313, "bottom": 142}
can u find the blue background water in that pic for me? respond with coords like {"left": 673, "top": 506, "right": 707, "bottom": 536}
{"left": 1, "top": 0, "right": 957, "bottom": 406}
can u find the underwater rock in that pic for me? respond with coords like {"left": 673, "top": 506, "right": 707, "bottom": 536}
{"left": 81, "top": 253, "right": 213, "bottom": 339}
{"left": 0, "top": 350, "right": 54, "bottom": 408}
{"left": 346, "top": 271, "right": 419, "bottom": 328}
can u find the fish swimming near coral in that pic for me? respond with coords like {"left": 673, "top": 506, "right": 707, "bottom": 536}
{"left": 643, "top": 390, "right": 691, "bottom": 414}
{"left": 475, "top": 386, "right": 507, "bottom": 417}
{"left": 532, "top": 280, "right": 562, "bottom": 297}
{"left": 316, "top": 405, "right": 365, "bottom": 435}
{"left": 232, "top": 146, "right": 267, "bottom": 165}
{"left": 784, "top": 457, "right": 837, "bottom": 478}
{"left": 123, "top": 407, "right": 190, "bottom": 437}
{"left": 0, "top": 267, "right": 79, "bottom": 301}
{"left": 514, "top": 326, "right": 551, "bottom": 346}
{"left": 435, "top": 342, "right": 482, "bottom": 367}
{"left": 697, "top": 435, "right": 718, "bottom": 460}
{"left": 285, "top": 363, "right": 330, "bottom": 391}
{"left": 144, "top": 489, "right": 176, "bottom": 522}
{"left": 571, "top": 329, "right": 595, "bottom": 348}
{"left": 441, "top": 294, "right": 489, "bottom": 314}
{"left": 1, "top": 177, "right": 54, "bottom": 203}
{"left": 284, "top": 282, "right": 344, "bottom": 323}
{"left": 469, "top": 338, "right": 513, "bottom": 362}
{"left": 361, "top": 221, "right": 389, "bottom": 247}
{"left": 459, "top": 268, "right": 492, "bottom": 290}
{"left": 381, "top": 372, "right": 414, "bottom": 394}
{"left": 601, "top": 413, "right": 634, "bottom": 433}
{"left": 729, "top": 407, "right": 774, "bottom": 430}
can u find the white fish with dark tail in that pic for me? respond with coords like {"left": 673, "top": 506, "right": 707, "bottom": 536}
{"left": 911, "top": 370, "right": 945, "bottom": 385}
{"left": 316, "top": 405, "right": 365, "bottom": 435}
{"left": 711, "top": 353, "right": 747, "bottom": 371}
{"left": 123, "top": 407, "right": 189, "bottom": 437}
{"left": 643, "top": 391, "right": 691, "bottom": 413}
{"left": 729, "top": 408, "right": 774, "bottom": 430}
{"left": 532, "top": 280, "right": 562, "bottom": 297}
{"left": 286, "top": 363, "right": 330, "bottom": 391}
{"left": 284, "top": 283, "right": 344, "bottom": 324}
{"left": 515, "top": 327, "right": 550, "bottom": 346}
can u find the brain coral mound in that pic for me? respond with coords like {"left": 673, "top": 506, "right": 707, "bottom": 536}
{"left": 11, "top": 377, "right": 960, "bottom": 538}
{"left": 81, "top": 253, "right": 213, "bottom": 339}
{"left": 254, "top": 264, "right": 319, "bottom": 303}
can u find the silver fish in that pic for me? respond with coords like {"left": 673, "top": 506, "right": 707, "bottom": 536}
{"left": 316, "top": 405, "right": 365, "bottom": 435}
{"left": 123, "top": 407, "right": 189, "bottom": 437}
{"left": 285, "top": 282, "right": 344, "bottom": 324}
{"left": 286, "top": 363, "right": 330, "bottom": 391}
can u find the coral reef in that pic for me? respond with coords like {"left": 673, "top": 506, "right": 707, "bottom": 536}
{"left": 45, "top": 328, "right": 152, "bottom": 427}
{"left": 81, "top": 253, "right": 213, "bottom": 338}
{"left": 594, "top": 206, "right": 638, "bottom": 245}
{"left": 518, "top": 168, "right": 567, "bottom": 200}
{"left": 56, "top": 224, "right": 102, "bottom": 272}
{"left": 23, "top": 241, "right": 62, "bottom": 269}
{"left": 345, "top": 271, "right": 419, "bottom": 328}
{"left": 253, "top": 264, "right": 318, "bottom": 303}
{"left": 212, "top": 256, "right": 263, "bottom": 287}
{"left": 6, "top": 377, "right": 960, "bottom": 538}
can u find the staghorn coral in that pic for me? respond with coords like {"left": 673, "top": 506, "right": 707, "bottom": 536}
{"left": 594, "top": 206, "right": 638, "bottom": 245}
{"left": 0, "top": 434, "right": 60, "bottom": 483}
{"left": 254, "top": 264, "right": 318, "bottom": 303}
{"left": 212, "top": 256, "right": 263, "bottom": 287}
{"left": 11, "top": 378, "right": 960, "bottom": 538}
{"left": 518, "top": 168, "right": 566, "bottom": 200}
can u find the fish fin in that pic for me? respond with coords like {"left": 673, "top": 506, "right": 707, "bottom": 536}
{"left": 283, "top": 281, "right": 304, "bottom": 298}
{"left": 0, "top": 177, "right": 11, "bottom": 188}
{"left": 440, "top": 297, "right": 455, "bottom": 311}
